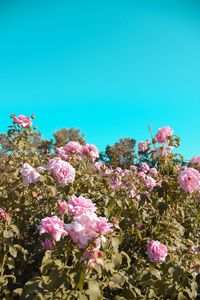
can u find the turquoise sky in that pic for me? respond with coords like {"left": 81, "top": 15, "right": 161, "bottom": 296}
{"left": 0, "top": 0, "right": 200, "bottom": 159}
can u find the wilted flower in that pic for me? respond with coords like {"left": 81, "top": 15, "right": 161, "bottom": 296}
{"left": 153, "top": 146, "right": 173, "bottom": 159}
{"left": 20, "top": 163, "right": 41, "bottom": 186}
{"left": 138, "top": 141, "right": 149, "bottom": 152}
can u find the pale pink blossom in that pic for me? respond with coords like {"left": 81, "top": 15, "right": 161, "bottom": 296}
{"left": 42, "top": 239, "right": 53, "bottom": 250}
{"left": 178, "top": 167, "right": 200, "bottom": 192}
{"left": 39, "top": 215, "right": 67, "bottom": 242}
{"left": 81, "top": 143, "right": 99, "bottom": 161}
{"left": 13, "top": 115, "right": 32, "bottom": 128}
{"left": 137, "top": 171, "right": 146, "bottom": 179}
{"left": 68, "top": 195, "right": 96, "bottom": 216}
{"left": 20, "top": 163, "right": 41, "bottom": 186}
{"left": 141, "top": 163, "right": 150, "bottom": 173}
{"left": 65, "top": 212, "right": 98, "bottom": 248}
{"left": 147, "top": 240, "right": 168, "bottom": 263}
{"left": 94, "top": 217, "right": 113, "bottom": 234}
{"left": 57, "top": 200, "right": 68, "bottom": 215}
{"left": 145, "top": 176, "right": 156, "bottom": 189}
{"left": 47, "top": 157, "right": 75, "bottom": 186}
{"left": 155, "top": 126, "right": 173, "bottom": 144}
{"left": 65, "top": 211, "right": 112, "bottom": 249}
{"left": 56, "top": 147, "right": 69, "bottom": 160}
{"left": 150, "top": 167, "right": 158, "bottom": 175}
{"left": 64, "top": 141, "right": 82, "bottom": 155}
{"left": 109, "top": 177, "right": 122, "bottom": 189}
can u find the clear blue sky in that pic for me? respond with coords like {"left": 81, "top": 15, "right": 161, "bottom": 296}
{"left": 0, "top": 0, "right": 200, "bottom": 159}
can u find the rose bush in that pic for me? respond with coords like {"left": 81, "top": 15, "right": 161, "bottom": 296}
{"left": 0, "top": 115, "right": 200, "bottom": 299}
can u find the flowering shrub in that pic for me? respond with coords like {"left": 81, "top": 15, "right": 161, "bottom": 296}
{"left": 0, "top": 116, "right": 200, "bottom": 299}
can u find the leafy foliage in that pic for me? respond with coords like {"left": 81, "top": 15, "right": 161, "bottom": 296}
{"left": 0, "top": 116, "right": 199, "bottom": 300}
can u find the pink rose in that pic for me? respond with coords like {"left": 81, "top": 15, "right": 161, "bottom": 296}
{"left": 57, "top": 200, "right": 68, "bottom": 215}
{"left": 145, "top": 176, "right": 156, "bottom": 189}
{"left": 13, "top": 115, "right": 32, "bottom": 128}
{"left": 47, "top": 157, "right": 75, "bottom": 186}
{"left": 138, "top": 171, "right": 146, "bottom": 179}
{"left": 56, "top": 147, "right": 69, "bottom": 160}
{"left": 149, "top": 167, "right": 158, "bottom": 175}
{"left": 42, "top": 239, "right": 53, "bottom": 250}
{"left": 154, "top": 126, "right": 173, "bottom": 144}
{"left": 81, "top": 143, "right": 99, "bottom": 161}
{"left": 20, "top": 163, "right": 41, "bottom": 186}
{"left": 68, "top": 195, "right": 96, "bottom": 216}
{"left": 65, "top": 212, "right": 98, "bottom": 248}
{"left": 147, "top": 240, "right": 168, "bottom": 263}
{"left": 94, "top": 217, "right": 113, "bottom": 234}
{"left": 39, "top": 215, "right": 67, "bottom": 242}
{"left": 64, "top": 141, "right": 82, "bottom": 155}
{"left": 56, "top": 141, "right": 83, "bottom": 161}
{"left": 178, "top": 167, "right": 200, "bottom": 192}
{"left": 141, "top": 163, "right": 150, "bottom": 173}
{"left": 109, "top": 177, "right": 122, "bottom": 190}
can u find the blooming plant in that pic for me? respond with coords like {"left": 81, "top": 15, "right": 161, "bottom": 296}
{"left": 0, "top": 117, "right": 199, "bottom": 299}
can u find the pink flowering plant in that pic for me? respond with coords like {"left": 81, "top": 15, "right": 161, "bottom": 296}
{"left": 0, "top": 116, "right": 199, "bottom": 299}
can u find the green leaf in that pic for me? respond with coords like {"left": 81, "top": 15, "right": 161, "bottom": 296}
{"left": 87, "top": 280, "right": 100, "bottom": 300}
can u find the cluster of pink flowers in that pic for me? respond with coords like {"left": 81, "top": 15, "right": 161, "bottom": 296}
{"left": 20, "top": 163, "right": 43, "bottom": 186}
{"left": 56, "top": 141, "right": 99, "bottom": 162}
{"left": 65, "top": 195, "right": 113, "bottom": 249}
{"left": 13, "top": 114, "right": 32, "bottom": 128}
{"left": 47, "top": 157, "right": 75, "bottom": 186}
{"left": 0, "top": 208, "right": 9, "bottom": 222}
{"left": 154, "top": 126, "right": 173, "bottom": 144}
{"left": 39, "top": 215, "right": 68, "bottom": 242}
{"left": 138, "top": 140, "right": 150, "bottom": 152}
{"left": 138, "top": 163, "right": 157, "bottom": 189}
{"left": 178, "top": 167, "right": 200, "bottom": 192}
{"left": 147, "top": 240, "right": 168, "bottom": 263}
